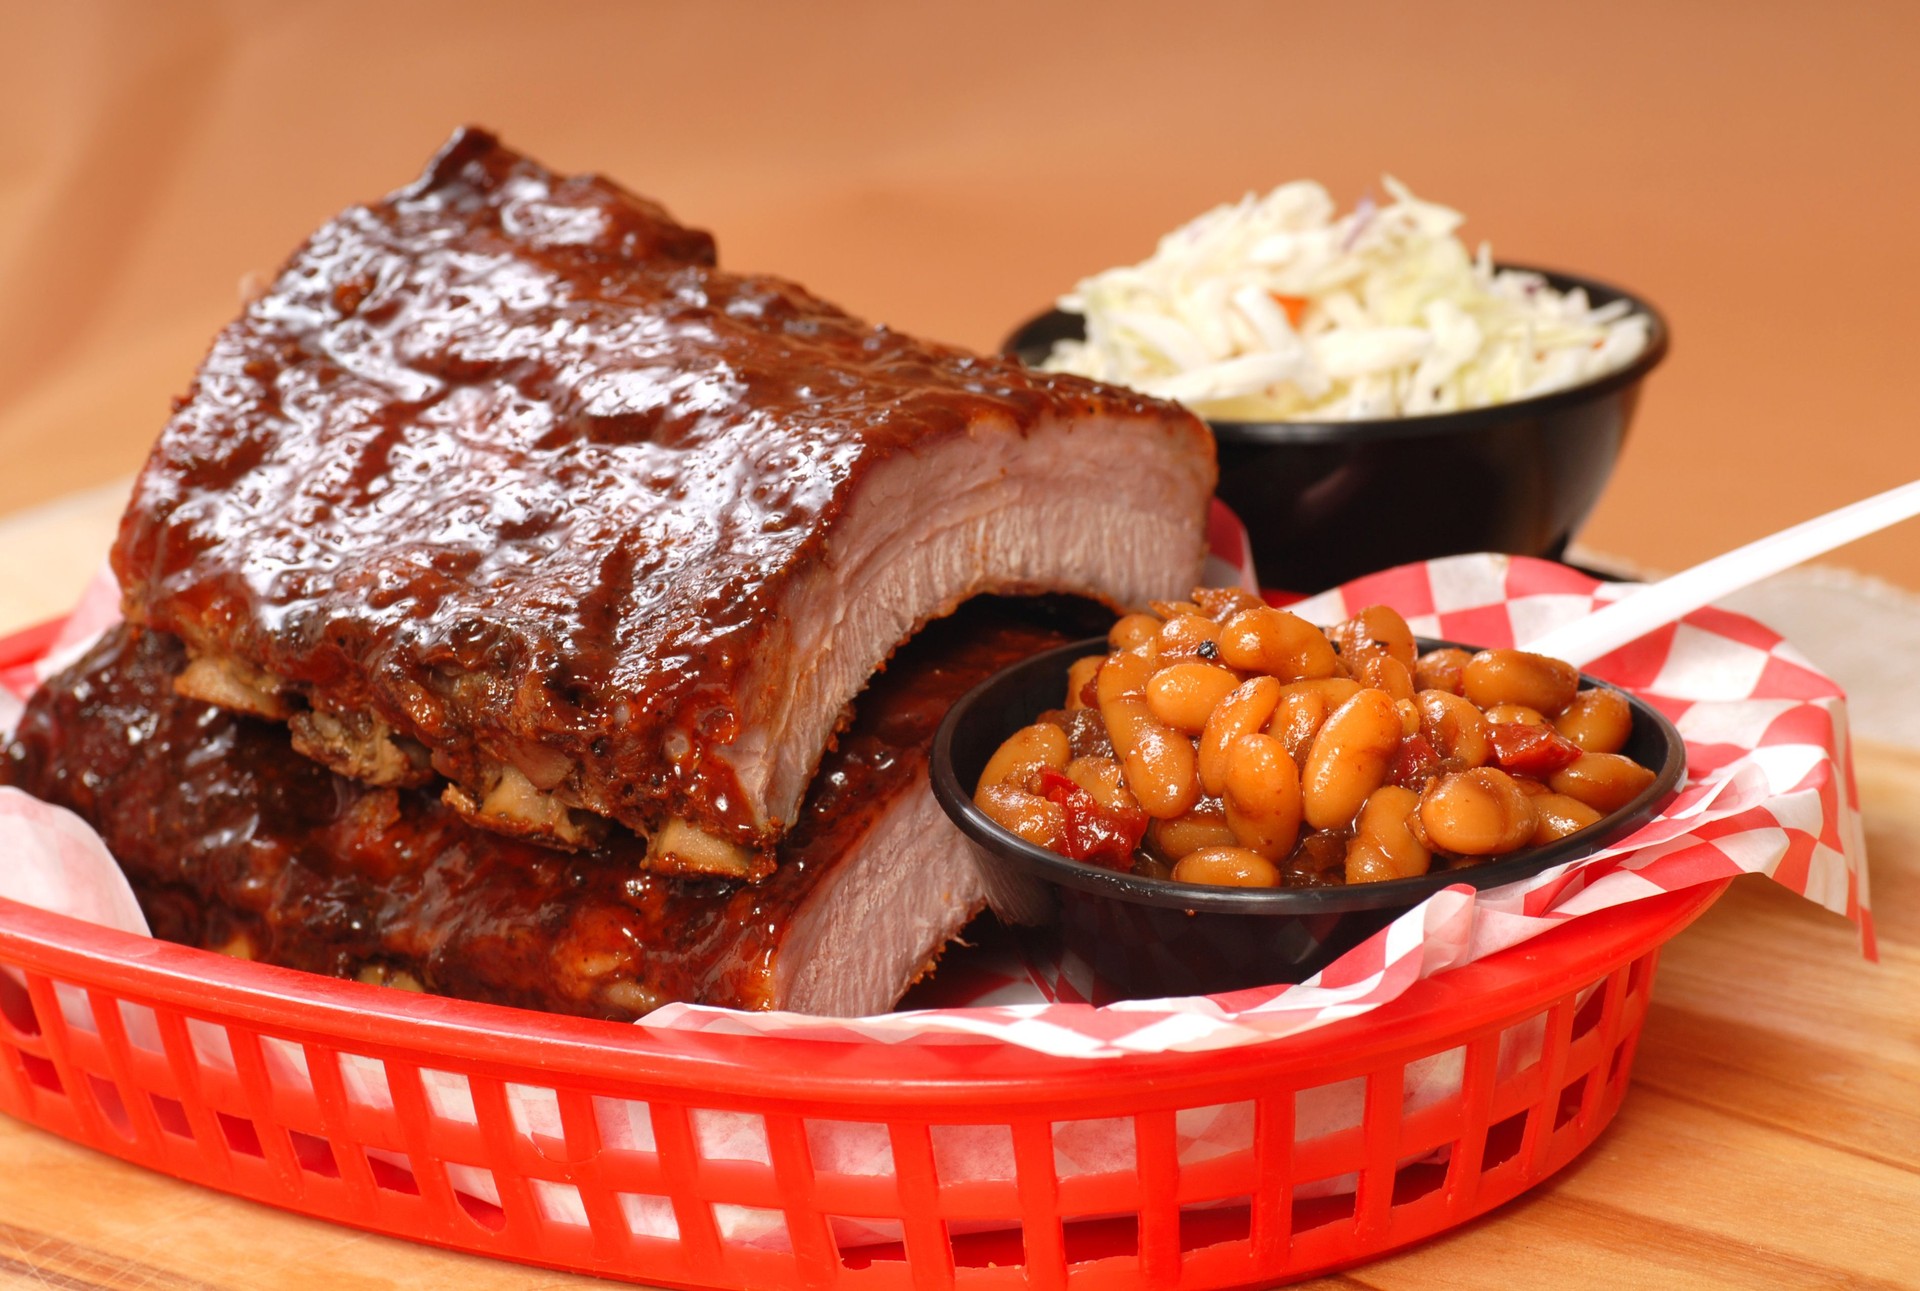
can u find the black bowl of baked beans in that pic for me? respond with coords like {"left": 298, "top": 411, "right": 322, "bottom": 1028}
{"left": 1005, "top": 266, "right": 1668, "bottom": 593}
{"left": 929, "top": 594, "right": 1685, "bottom": 1002}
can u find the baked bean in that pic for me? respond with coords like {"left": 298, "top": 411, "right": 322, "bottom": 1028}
{"left": 1269, "top": 691, "right": 1327, "bottom": 765}
{"left": 1267, "top": 680, "right": 1363, "bottom": 764}
{"left": 978, "top": 583, "right": 1649, "bottom": 889}
{"left": 1549, "top": 753, "right": 1657, "bottom": 814}
{"left": 1345, "top": 785, "right": 1432, "bottom": 882}
{"left": 1554, "top": 687, "right": 1633, "bottom": 754}
{"left": 1462, "top": 649, "right": 1580, "bottom": 717}
{"left": 1172, "top": 845, "right": 1282, "bottom": 888}
{"left": 1352, "top": 652, "right": 1416, "bottom": 701}
{"left": 1395, "top": 698, "right": 1422, "bottom": 737}
{"left": 1149, "top": 802, "right": 1238, "bottom": 859}
{"left": 1095, "top": 650, "right": 1151, "bottom": 700}
{"left": 1276, "top": 677, "right": 1364, "bottom": 708}
{"left": 1064, "top": 756, "right": 1142, "bottom": 817}
{"left": 1419, "top": 767, "right": 1538, "bottom": 855}
{"left": 1065, "top": 655, "right": 1104, "bottom": 711}
{"left": 1344, "top": 841, "right": 1397, "bottom": 884}
{"left": 1417, "top": 690, "right": 1491, "bottom": 767}
{"left": 1146, "top": 661, "right": 1243, "bottom": 734}
{"left": 1154, "top": 614, "right": 1226, "bottom": 666}
{"left": 1097, "top": 651, "right": 1200, "bottom": 819}
{"left": 1218, "top": 607, "right": 1340, "bottom": 680}
{"left": 1222, "top": 733, "right": 1304, "bottom": 858}
{"left": 1274, "top": 680, "right": 1367, "bottom": 760}
{"left": 979, "top": 722, "right": 1069, "bottom": 790}
{"left": 1117, "top": 723, "right": 1201, "bottom": 819}
{"left": 1330, "top": 605, "right": 1418, "bottom": 669}
{"left": 1301, "top": 688, "right": 1402, "bottom": 830}
{"left": 975, "top": 783, "right": 1067, "bottom": 849}
{"left": 1415, "top": 647, "right": 1473, "bottom": 695}
{"left": 1109, "top": 613, "right": 1161, "bottom": 653}
{"left": 1530, "top": 792, "right": 1604, "bottom": 845}
{"left": 1192, "top": 586, "right": 1266, "bottom": 621}
{"left": 1405, "top": 800, "right": 1436, "bottom": 850}
{"left": 1199, "top": 675, "right": 1284, "bottom": 796}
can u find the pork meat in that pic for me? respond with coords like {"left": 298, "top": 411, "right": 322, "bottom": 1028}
{"left": 111, "top": 128, "right": 1214, "bottom": 875}
{"left": 1, "top": 608, "right": 1070, "bottom": 1019}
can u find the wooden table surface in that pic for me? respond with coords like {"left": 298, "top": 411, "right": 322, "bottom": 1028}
{"left": 0, "top": 507, "right": 1915, "bottom": 1289}
{"left": 2, "top": 5, "right": 1917, "bottom": 1284}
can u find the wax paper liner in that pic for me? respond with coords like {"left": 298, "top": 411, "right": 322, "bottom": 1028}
{"left": 648, "top": 551, "right": 1873, "bottom": 1057}
{"left": 0, "top": 517, "right": 1873, "bottom": 1248}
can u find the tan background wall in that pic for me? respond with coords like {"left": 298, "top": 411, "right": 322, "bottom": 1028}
{"left": 2, "top": 0, "right": 1915, "bottom": 584}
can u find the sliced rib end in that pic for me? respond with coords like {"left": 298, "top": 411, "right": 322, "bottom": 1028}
{"left": 737, "top": 409, "right": 1215, "bottom": 835}
{"left": 775, "top": 784, "right": 987, "bottom": 1016}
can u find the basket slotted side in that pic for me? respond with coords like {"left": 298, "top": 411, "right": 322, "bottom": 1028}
{"left": 0, "top": 879, "right": 1726, "bottom": 1290}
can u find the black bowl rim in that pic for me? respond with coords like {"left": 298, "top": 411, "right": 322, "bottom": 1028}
{"left": 1003, "top": 263, "right": 1670, "bottom": 445}
{"left": 931, "top": 635, "right": 1688, "bottom": 916}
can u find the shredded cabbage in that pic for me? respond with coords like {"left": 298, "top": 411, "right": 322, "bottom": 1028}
{"left": 1042, "top": 178, "right": 1649, "bottom": 420}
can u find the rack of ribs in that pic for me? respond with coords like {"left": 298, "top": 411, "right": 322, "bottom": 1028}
{"left": 1, "top": 605, "right": 1071, "bottom": 1019}
{"left": 110, "top": 128, "right": 1215, "bottom": 877}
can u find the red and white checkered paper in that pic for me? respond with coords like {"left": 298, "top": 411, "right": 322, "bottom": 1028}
{"left": 645, "top": 548, "right": 1873, "bottom": 1056}
{"left": 0, "top": 528, "right": 1873, "bottom": 1061}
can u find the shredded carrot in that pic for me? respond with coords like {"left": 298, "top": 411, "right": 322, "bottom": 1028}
{"left": 1270, "top": 293, "right": 1309, "bottom": 329}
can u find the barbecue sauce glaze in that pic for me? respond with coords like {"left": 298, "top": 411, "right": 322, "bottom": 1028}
{"left": 1, "top": 611, "right": 1065, "bottom": 1018}
{"left": 111, "top": 127, "right": 1180, "bottom": 858}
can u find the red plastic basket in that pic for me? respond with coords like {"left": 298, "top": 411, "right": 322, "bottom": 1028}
{"left": 0, "top": 623, "right": 1729, "bottom": 1289}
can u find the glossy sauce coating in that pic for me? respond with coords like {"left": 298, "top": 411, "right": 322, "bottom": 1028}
{"left": 976, "top": 599, "right": 1651, "bottom": 888}
{"left": 110, "top": 127, "right": 1186, "bottom": 855}
{"left": 1, "top": 610, "right": 1065, "bottom": 1019}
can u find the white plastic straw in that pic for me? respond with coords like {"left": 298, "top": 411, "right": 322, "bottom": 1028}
{"left": 1523, "top": 479, "right": 1920, "bottom": 666}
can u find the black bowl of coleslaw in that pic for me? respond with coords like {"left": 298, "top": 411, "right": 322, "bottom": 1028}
{"left": 1006, "top": 266, "right": 1668, "bottom": 593}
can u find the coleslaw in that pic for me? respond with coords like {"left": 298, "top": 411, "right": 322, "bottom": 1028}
{"left": 1042, "top": 178, "right": 1650, "bottom": 420}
